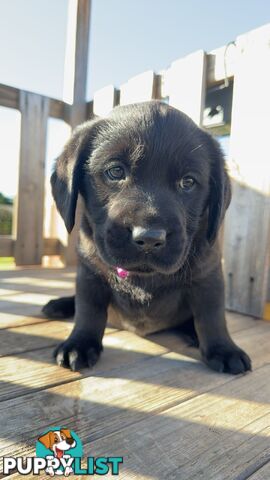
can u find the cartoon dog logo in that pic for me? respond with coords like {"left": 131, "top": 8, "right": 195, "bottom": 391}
{"left": 38, "top": 429, "right": 76, "bottom": 476}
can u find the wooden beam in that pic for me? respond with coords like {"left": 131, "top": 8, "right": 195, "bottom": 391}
{"left": 43, "top": 238, "right": 62, "bottom": 256}
{"left": 152, "top": 74, "right": 162, "bottom": 100}
{"left": 0, "top": 237, "right": 64, "bottom": 258}
{"left": 49, "top": 98, "right": 71, "bottom": 122}
{"left": 0, "top": 237, "right": 14, "bottom": 257}
{"left": 14, "top": 92, "right": 49, "bottom": 265}
{"left": 0, "top": 83, "right": 70, "bottom": 121}
{"left": 0, "top": 83, "right": 19, "bottom": 109}
{"left": 86, "top": 99, "right": 94, "bottom": 118}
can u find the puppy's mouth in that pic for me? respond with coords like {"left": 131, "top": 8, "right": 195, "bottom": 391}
{"left": 55, "top": 447, "right": 64, "bottom": 458}
{"left": 115, "top": 265, "right": 154, "bottom": 278}
{"left": 95, "top": 227, "right": 189, "bottom": 277}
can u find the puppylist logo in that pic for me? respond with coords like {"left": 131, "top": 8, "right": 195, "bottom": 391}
{"left": 3, "top": 427, "right": 123, "bottom": 476}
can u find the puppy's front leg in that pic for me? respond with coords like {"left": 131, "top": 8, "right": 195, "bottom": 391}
{"left": 54, "top": 262, "right": 110, "bottom": 371}
{"left": 190, "top": 265, "right": 251, "bottom": 374}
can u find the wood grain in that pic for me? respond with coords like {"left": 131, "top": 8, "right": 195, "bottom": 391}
{"left": 248, "top": 461, "right": 270, "bottom": 479}
{"left": 1, "top": 268, "right": 270, "bottom": 480}
{"left": 224, "top": 180, "right": 270, "bottom": 317}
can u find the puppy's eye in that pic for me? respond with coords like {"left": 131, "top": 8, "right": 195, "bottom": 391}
{"left": 106, "top": 166, "right": 126, "bottom": 181}
{"left": 178, "top": 176, "right": 196, "bottom": 191}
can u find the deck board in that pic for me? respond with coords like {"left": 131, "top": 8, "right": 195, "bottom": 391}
{"left": 0, "top": 267, "right": 270, "bottom": 479}
{"left": 248, "top": 461, "right": 270, "bottom": 479}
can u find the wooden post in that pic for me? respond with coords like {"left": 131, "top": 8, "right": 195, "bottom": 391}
{"left": 164, "top": 50, "right": 207, "bottom": 125}
{"left": 15, "top": 92, "right": 49, "bottom": 265}
{"left": 69, "top": 0, "right": 91, "bottom": 124}
{"left": 223, "top": 25, "right": 270, "bottom": 317}
{"left": 64, "top": 0, "right": 91, "bottom": 265}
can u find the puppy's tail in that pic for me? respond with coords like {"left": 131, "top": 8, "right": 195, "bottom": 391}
{"left": 42, "top": 296, "right": 75, "bottom": 319}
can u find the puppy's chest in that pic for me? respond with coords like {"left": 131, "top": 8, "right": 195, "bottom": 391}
{"left": 108, "top": 279, "right": 190, "bottom": 335}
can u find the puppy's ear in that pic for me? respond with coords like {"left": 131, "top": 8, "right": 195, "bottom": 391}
{"left": 60, "top": 428, "right": 72, "bottom": 439}
{"left": 38, "top": 431, "right": 54, "bottom": 449}
{"left": 51, "top": 118, "right": 103, "bottom": 233}
{"left": 206, "top": 135, "right": 232, "bottom": 245}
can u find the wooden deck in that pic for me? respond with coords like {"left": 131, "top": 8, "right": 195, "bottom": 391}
{"left": 0, "top": 267, "right": 270, "bottom": 479}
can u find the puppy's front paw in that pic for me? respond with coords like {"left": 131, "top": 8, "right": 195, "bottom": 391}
{"left": 203, "top": 344, "right": 251, "bottom": 374}
{"left": 54, "top": 334, "right": 102, "bottom": 371}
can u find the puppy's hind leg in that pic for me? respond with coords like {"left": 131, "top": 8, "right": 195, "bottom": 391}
{"left": 42, "top": 296, "right": 75, "bottom": 319}
{"left": 179, "top": 316, "right": 199, "bottom": 348}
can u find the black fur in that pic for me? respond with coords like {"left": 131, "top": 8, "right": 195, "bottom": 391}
{"left": 43, "top": 101, "right": 251, "bottom": 374}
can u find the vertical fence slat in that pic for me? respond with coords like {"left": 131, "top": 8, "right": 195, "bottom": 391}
{"left": 120, "top": 71, "right": 160, "bottom": 105}
{"left": 93, "top": 85, "right": 119, "bottom": 117}
{"left": 228, "top": 25, "right": 270, "bottom": 195}
{"left": 164, "top": 50, "right": 206, "bottom": 125}
{"left": 223, "top": 25, "right": 270, "bottom": 317}
{"left": 15, "top": 92, "right": 49, "bottom": 265}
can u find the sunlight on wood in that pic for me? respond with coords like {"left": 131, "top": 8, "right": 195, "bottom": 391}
{"left": 4, "top": 276, "right": 74, "bottom": 289}
{"left": 0, "top": 292, "right": 58, "bottom": 306}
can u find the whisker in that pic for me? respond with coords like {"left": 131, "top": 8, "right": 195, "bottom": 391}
{"left": 189, "top": 144, "right": 203, "bottom": 154}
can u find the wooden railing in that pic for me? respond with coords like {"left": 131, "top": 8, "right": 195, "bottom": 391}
{"left": 0, "top": 85, "right": 69, "bottom": 263}
{"left": 0, "top": 0, "right": 91, "bottom": 266}
{"left": 0, "top": 8, "right": 269, "bottom": 319}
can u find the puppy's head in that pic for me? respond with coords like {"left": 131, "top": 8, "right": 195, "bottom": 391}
{"left": 51, "top": 101, "right": 231, "bottom": 275}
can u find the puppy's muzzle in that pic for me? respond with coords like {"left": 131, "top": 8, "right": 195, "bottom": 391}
{"left": 132, "top": 226, "right": 166, "bottom": 252}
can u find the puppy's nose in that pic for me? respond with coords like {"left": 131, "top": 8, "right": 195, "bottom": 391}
{"left": 66, "top": 437, "right": 74, "bottom": 445}
{"left": 132, "top": 226, "right": 166, "bottom": 251}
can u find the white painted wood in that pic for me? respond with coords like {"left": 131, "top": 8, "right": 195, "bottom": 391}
{"left": 93, "top": 85, "right": 118, "bottom": 116}
{"left": 207, "top": 43, "right": 237, "bottom": 86}
{"left": 224, "top": 25, "right": 270, "bottom": 317}
{"left": 120, "top": 71, "right": 157, "bottom": 105}
{"left": 224, "top": 180, "right": 270, "bottom": 317}
{"left": 164, "top": 50, "right": 207, "bottom": 125}
{"left": 229, "top": 24, "right": 270, "bottom": 195}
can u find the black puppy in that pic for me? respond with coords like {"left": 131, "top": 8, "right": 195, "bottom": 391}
{"left": 43, "top": 101, "right": 251, "bottom": 374}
